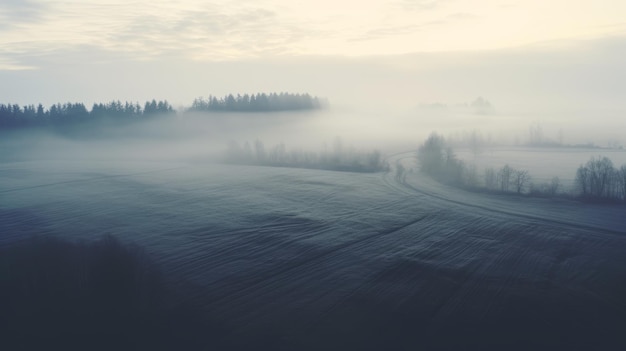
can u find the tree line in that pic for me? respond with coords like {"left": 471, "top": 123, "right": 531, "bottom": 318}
{"left": 0, "top": 92, "right": 324, "bottom": 131}
{"left": 188, "top": 92, "right": 324, "bottom": 112}
{"left": 0, "top": 100, "right": 174, "bottom": 130}
{"left": 575, "top": 156, "right": 626, "bottom": 201}
{"left": 415, "top": 132, "right": 626, "bottom": 202}
{"left": 225, "top": 139, "right": 388, "bottom": 173}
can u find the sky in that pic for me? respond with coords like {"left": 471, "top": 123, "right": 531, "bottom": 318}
{"left": 1, "top": 0, "right": 625, "bottom": 111}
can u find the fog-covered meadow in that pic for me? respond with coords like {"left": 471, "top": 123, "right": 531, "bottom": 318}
{"left": 3, "top": 0, "right": 626, "bottom": 349}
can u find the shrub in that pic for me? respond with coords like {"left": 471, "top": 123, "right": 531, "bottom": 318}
{"left": 417, "top": 132, "right": 446, "bottom": 175}
{"left": 417, "top": 133, "right": 467, "bottom": 185}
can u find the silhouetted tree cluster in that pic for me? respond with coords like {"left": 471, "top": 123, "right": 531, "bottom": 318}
{"left": 0, "top": 100, "right": 174, "bottom": 130}
{"left": 189, "top": 93, "right": 323, "bottom": 112}
{"left": 418, "top": 131, "right": 626, "bottom": 204}
{"left": 225, "top": 139, "right": 387, "bottom": 173}
{"left": 417, "top": 132, "right": 533, "bottom": 193}
{"left": 575, "top": 156, "right": 626, "bottom": 201}
{"left": 484, "top": 164, "right": 532, "bottom": 194}
{"left": 1, "top": 94, "right": 326, "bottom": 131}
{"left": 1, "top": 94, "right": 327, "bottom": 132}
{"left": 416, "top": 133, "right": 465, "bottom": 184}
{"left": 525, "top": 122, "right": 564, "bottom": 147}
{"left": 470, "top": 96, "right": 494, "bottom": 115}
{"left": 0, "top": 103, "right": 85, "bottom": 129}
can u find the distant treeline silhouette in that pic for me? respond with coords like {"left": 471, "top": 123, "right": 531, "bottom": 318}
{"left": 0, "top": 92, "right": 324, "bottom": 131}
{"left": 225, "top": 139, "right": 388, "bottom": 173}
{"left": 414, "top": 132, "right": 626, "bottom": 203}
{"left": 0, "top": 100, "right": 174, "bottom": 130}
{"left": 188, "top": 92, "right": 324, "bottom": 112}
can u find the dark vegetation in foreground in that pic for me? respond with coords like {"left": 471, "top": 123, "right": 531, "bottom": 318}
{"left": 0, "top": 235, "right": 229, "bottom": 350}
{"left": 224, "top": 140, "right": 389, "bottom": 173}
{"left": 0, "top": 92, "right": 324, "bottom": 131}
{"left": 415, "top": 132, "right": 626, "bottom": 203}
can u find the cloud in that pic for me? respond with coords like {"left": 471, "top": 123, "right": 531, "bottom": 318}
{"left": 0, "top": 0, "right": 48, "bottom": 30}
{"left": 349, "top": 20, "right": 445, "bottom": 42}
{"left": 0, "top": 59, "right": 36, "bottom": 71}
{"left": 1, "top": 0, "right": 625, "bottom": 68}
{"left": 178, "top": 9, "right": 310, "bottom": 58}
{"left": 3, "top": 34, "right": 625, "bottom": 108}
{"left": 398, "top": 0, "right": 452, "bottom": 11}
{"left": 445, "top": 12, "right": 478, "bottom": 20}
{"left": 348, "top": 11, "right": 476, "bottom": 43}
{"left": 1, "top": 2, "right": 322, "bottom": 64}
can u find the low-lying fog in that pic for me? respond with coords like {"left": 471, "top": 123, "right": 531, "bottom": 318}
{"left": 1, "top": 33, "right": 625, "bottom": 172}
{"left": 2, "top": 35, "right": 626, "bottom": 180}
{"left": 3, "top": 31, "right": 626, "bottom": 350}
{"left": 2, "top": 105, "right": 624, "bottom": 165}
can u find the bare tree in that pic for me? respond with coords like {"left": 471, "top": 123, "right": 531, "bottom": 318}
{"left": 619, "top": 166, "right": 626, "bottom": 200}
{"left": 576, "top": 156, "right": 618, "bottom": 199}
{"left": 576, "top": 166, "right": 590, "bottom": 196}
{"left": 497, "top": 164, "right": 513, "bottom": 192}
{"left": 417, "top": 132, "right": 446, "bottom": 175}
{"left": 512, "top": 169, "right": 531, "bottom": 194}
{"left": 588, "top": 156, "right": 615, "bottom": 198}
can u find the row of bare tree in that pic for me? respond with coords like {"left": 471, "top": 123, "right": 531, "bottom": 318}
{"left": 417, "top": 132, "right": 626, "bottom": 202}
{"left": 416, "top": 133, "right": 536, "bottom": 194}
{"left": 225, "top": 140, "right": 388, "bottom": 173}
{"left": 484, "top": 165, "right": 531, "bottom": 194}
{"left": 576, "top": 156, "right": 626, "bottom": 201}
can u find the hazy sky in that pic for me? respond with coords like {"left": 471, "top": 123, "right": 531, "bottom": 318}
{"left": 1, "top": 0, "right": 625, "bottom": 110}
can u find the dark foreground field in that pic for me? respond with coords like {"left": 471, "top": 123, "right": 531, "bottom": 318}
{"left": 1, "top": 155, "right": 626, "bottom": 350}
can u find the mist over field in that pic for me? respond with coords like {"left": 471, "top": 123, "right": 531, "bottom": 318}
{"left": 2, "top": 0, "right": 626, "bottom": 350}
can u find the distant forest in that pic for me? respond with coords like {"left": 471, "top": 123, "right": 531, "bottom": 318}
{"left": 0, "top": 100, "right": 174, "bottom": 130}
{"left": 188, "top": 93, "right": 323, "bottom": 112}
{"left": 0, "top": 93, "right": 324, "bottom": 130}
